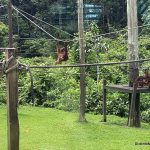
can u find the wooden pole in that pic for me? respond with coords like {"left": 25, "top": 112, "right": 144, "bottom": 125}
{"left": 127, "top": 0, "right": 139, "bottom": 85}
{"left": 78, "top": 0, "right": 86, "bottom": 122}
{"left": 127, "top": 0, "right": 140, "bottom": 127}
{"left": 102, "top": 80, "right": 107, "bottom": 122}
{"left": 7, "top": 0, "right": 19, "bottom": 149}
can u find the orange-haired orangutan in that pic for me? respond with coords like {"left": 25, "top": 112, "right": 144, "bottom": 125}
{"left": 55, "top": 41, "right": 68, "bottom": 64}
{"left": 134, "top": 69, "right": 150, "bottom": 88}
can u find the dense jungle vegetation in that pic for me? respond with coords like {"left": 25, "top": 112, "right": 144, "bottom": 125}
{"left": 0, "top": 0, "right": 150, "bottom": 122}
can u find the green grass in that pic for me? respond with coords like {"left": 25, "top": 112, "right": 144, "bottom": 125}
{"left": 0, "top": 106, "right": 150, "bottom": 150}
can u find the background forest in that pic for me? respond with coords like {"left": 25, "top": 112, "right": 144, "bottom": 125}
{"left": 0, "top": 0, "right": 150, "bottom": 122}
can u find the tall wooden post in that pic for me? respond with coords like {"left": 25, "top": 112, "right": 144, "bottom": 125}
{"left": 78, "top": 0, "right": 86, "bottom": 122}
{"left": 7, "top": 0, "right": 19, "bottom": 149}
{"left": 127, "top": 0, "right": 140, "bottom": 127}
{"left": 102, "top": 80, "right": 107, "bottom": 122}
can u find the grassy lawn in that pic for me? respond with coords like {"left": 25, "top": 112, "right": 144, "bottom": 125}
{"left": 0, "top": 106, "right": 150, "bottom": 150}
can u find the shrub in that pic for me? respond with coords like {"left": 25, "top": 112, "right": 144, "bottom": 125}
{"left": 141, "top": 109, "right": 150, "bottom": 122}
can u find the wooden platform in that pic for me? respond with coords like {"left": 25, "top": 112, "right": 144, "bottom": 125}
{"left": 104, "top": 84, "right": 150, "bottom": 93}
{"left": 102, "top": 81, "right": 150, "bottom": 127}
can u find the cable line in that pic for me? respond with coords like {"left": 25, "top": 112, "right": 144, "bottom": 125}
{"left": 29, "top": 59, "right": 150, "bottom": 69}
{"left": 13, "top": 6, "right": 70, "bottom": 42}
{"left": 12, "top": 6, "right": 150, "bottom": 43}
{"left": 14, "top": 6, "right": 74, "bottom": 38}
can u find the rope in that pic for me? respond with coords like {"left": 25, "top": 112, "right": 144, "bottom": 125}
{"left": 14, "top": 6, "right": 74, "bottom": 37}
{"left": 29, "top": 59, "right": 150, "bottom": 69}
{"left": 90, "top": 24, "right": 150, "bottom": 39}
{"left": 13, "top": 6, "right": 71, "bottom": 42}
{"left": 12, "top": 6, "right": 150, "bottom": 43}
{"left": 2, "top": 56, "right": 19, "bottom": 74}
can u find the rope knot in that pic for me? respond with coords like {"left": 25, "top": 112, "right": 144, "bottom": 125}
{"left": 2, "top": 56, "right": 19, "bottom": 74}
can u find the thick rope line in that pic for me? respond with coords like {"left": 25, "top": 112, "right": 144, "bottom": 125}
{"left": 14, "top": 6, "right": 74, "bottom": 37}
{"left": 29, "top": 59, "right": 150, "bottom": 69}
{"left": 13, "top": 6, "right": 68, "bottom": 42}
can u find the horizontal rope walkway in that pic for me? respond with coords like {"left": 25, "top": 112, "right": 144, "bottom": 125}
{"left": 29, "top": 59, "right": 150, "bottom": 69}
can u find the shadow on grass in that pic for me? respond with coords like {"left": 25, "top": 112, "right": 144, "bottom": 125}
{"left": 101, "top": 121, "right": 127, "bottom": 127}
{"left": 99, "top": 115, "right": 128, "bottom": 127}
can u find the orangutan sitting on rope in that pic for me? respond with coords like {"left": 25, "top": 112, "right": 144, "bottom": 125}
{"left": 55, "top": 42, "right": 68, "bottom": 64}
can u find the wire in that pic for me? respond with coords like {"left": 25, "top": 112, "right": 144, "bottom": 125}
{"left": 13, "top": 6, "right": 70, "bottom": 42}
{"left": 29, "top": 59, "right": 150, "bottom": 69}
{"left": 12, "top": 6, "right": 150, "bottom": 44}
{"left": 18, "top": 25, "right": 150, "bottom": 43}
{"left": 18, "top": 37, "right": 74, "bottom": 41}
{"left": 90, "top": 24, "right": 150, "bottom": 39}
{"left": 16, "top": 52, "right": 57, "bottom": 56}
{"left": 14, "top": 6, "right": 74, "bottom": 38}
{"left": 13, "top": 5, "right": 150, "bottom": 43}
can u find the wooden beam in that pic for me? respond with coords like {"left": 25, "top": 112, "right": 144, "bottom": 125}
{"left": 6, "top": 49, "right": 19, "bottom": 150}
{"left": 7, "top": 0, "right": 19, "bottom": 149}
{"left": 128, "top": 84, "right": 141, "bottom": 127}
{"left": 127, "top": 0, "right": 140, "bottom": 127}
{"left": 127, "top": 0, "right": 139, "bottom": 85}
{"left": 104, "top": 85, "right": 150, "bottom": 93}
{"left": 78, "top": 0, "right": 86, "bottom": 122}
{"left": 102, "top": 80, "right": 107, "bottom": 122}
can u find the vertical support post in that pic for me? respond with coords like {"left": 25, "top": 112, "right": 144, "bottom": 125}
{"left": 128, "top": 84, "right": 137, "bottom": 126}
{"left": 128, "top": 85, "right": 140, "bottom": 127}
{"left": 135, "top": 93, "right": 140, "bottom": 126}
{"left": 78, "top": 0, "right": 86, "bottom": 122}
{"left": 127, "top": 0, "right": 139, "bottom": 85}
{"left": 102, "top": 80, "right": 107, "bottom": 122}
{"left": 6, "top": 49, "right": 19, "bottom": 150}
{"left": 127, "top": 0, "right": 140, "bottom": 127}
{"left": 127, "top": 93, "right": 132, "bottom": 125}
{"left": 7, "top": 0, "right": 19, "bottom": 149}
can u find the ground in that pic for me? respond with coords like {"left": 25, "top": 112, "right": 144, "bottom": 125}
{"left": 0, "top": 106, "right": 150, "bottom": 150}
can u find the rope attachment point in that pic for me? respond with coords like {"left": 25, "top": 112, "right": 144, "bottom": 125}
{"left": 2, "top": 56, "right": 19, "bottom": 74}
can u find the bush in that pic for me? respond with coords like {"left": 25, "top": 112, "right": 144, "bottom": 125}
{"left": 141, "top": 110, "right": 150, "bottom": 122}
{"left": 107, "top": 93, "right": 129, "bottom": 117}
{"left": 0, "top": 22, "right": 8, "bottom": 47}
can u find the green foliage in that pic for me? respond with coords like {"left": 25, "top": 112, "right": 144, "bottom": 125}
{"left": 0, "top": 76, "right": 6, "bottom": 105}
{"left": 0, "top": 23, "right": 8, "bottom": 103}
{"left": 85, "top": 77, "right": 102, "bottom": 114}
{"left": 0, "top": 22, "right": 8, "bottom": 47}
{"left": 107, "top": 93, "right": 129, "bottom": 117}
{"left": 141, "top": 109, "right": 150, "bottom": 122}
{"left": 141, "top": 5, "right": 150, "bottom": 35}
{"left": 18, "top": 56, "right": 80, "bottom": 111}
{"left": 19, "top": 38, "right": 56, "bottom": 57}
